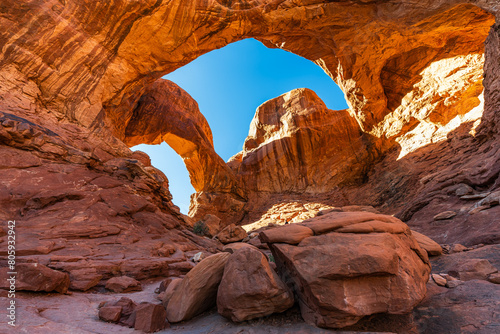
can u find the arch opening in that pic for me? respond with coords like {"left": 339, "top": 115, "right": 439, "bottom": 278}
{"left": 130, "top": 38, "right": 349, "bottom": 214}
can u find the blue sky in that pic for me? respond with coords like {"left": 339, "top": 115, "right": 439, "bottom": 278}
{"left": 132, "top": 38, "right": 347, "bottom": 214}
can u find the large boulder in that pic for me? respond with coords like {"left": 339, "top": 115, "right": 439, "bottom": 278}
{"left": 263, "top": 211, "right": 431, "bottom": 328}
{"left": 217, "top": 247, "right": 294, "bottom": 322}
{"left": 166, "top": 252, "right": 230, "bottom": 323}
{"left": 0, "top": 263, "right": 69, "bottom": 293}
{"left": 215, "top": 224, "right": 248, "bottom": 244}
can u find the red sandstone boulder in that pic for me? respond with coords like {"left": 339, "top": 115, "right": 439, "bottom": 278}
{"left": 222, "top": 242, "right": 259, "bottom": 253}
{"left": 68, "top": 268, "right": 103, "bottom": 291}
{"left": 99, "top": 306, "right": 122, "bottom": 323}
{"left": 457, "top": 259, "right": 498, "bottom": 281}
{"left": 134, "top": 303, "right": 168, "bottom": 333}
{"left": 0, "top": 263, "right": 69, "bottom": 293}
{"left": 215, "top": 224, "right": 248, "bottom": 244}
{"left": 161, "top": 278, "right": 182, "bottom": 308}
{"left": 217, "top": 247, "right": 294, "bottom": 322}
{"left": 166, "top": 252, "right": 231, "bottom": 322}
{"left": 411, "top": 230, "right": 443, "bottom": 256}
{"left": 105, "top": 276, "right": 142, "bottom": 293}
{"left": 267, "top": 211, "right": 431, "bottom": 328}
{"left": 259, "top": 224, "right": 313, "bottom": 245}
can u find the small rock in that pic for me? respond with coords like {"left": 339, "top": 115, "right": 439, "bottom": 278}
{"left": 446, "top": 280, "right": 463, "bottom": 289}
{"left": 457, "top": 259, "right": 498, "bottom": 281}
{"left": 134, "top": 303, "right": 168, "bottom": 333}
{"left": 451, "top": 244, "right": 468, "bottom": 253}
{"left": 433, "top": 211, "right": 457, "bottom": 221}
{"left": 161, "top": 278, "right": 182, "bottom": 308}
{"left": 432, "top": 274, "right": 447, "bottom": 286}
{"left": 455, "top": 184, "right": 473, "bottom": 196}
{"left": 460, "top": 192, "right": 490, "bottom": 200}
{"left": 193, "top": 252, "right": 205, "bottom": 262}
{"left": 217, "top": 247, "right": 294, "bottom": 322}
{"left": 157, "top": 277, "right": 175, "bottom": 294}
{"left": 105, "top": 276, "right": 142, "bottom": 293}
{"left": 488, "top": 273, "right": 500, "bottom": 284}
{"left": 223, "top": 242, "right": 259, "bottom": 254}
{"left": 99, "top": 306, "right": 122, "bottom": 323}
{"left": 157, "top": 291, "right": 167, "bottom": 301}
{"left": 114, "top": 297, "right": 138, "bottom": 327}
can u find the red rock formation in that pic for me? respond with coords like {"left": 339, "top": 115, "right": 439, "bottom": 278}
{"left": 1, "top": 1, "right": 500, "bottom": 330}
{"left": 124, "top": 79, "right": 243, "bottom": 198}
{"left": 263, "top": 212, "right": 431, "bottom": 328}
{"left": 217, "top": 247, "right": 294, "bottom": 322}
{"left": 0, "top": 111, "right": 220, "bottom": 288}
{"left": 228, "top": 88, "right": 378, "bottom": 193}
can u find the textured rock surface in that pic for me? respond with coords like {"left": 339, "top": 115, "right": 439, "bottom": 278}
{"left": 228, "top": 88, "right": 375, "bottom": 194}
{"left": 105, "top": 276, "right": 142, "bottom": 293}
{"left": 411, "top": 230, "right": 443, "bottom": 256}
{"left": 1, "top": 0, "right": 500, "bottom": 331}
{"left": 166, "top": 252, "right": 231, "bottom": 323}
{"left": 0, "top": 112, "right": 221, "bottom": 287}
{"left": 124, "top": 79, "right": 243, "bottom": 199}
{"left": 217, "top": 247, "right": 294, "bottom": 322}
{"left": 266, "top": 211, "right": 431, "bottom": 328}
{"left": 215, "top": 224, "right": 248, "bottom": 244}
{"left": 0, "top": 263, "right": 70, "bottom": 294}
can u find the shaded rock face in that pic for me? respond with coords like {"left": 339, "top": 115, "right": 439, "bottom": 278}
{"left": 0, "top": 1, "right": 494, "bottom": 137}
{"left": 263, "top": 212, "right": 431, "bottom": 328}
{"left": 217, "top": 247, "right": 294, "bottom": 322}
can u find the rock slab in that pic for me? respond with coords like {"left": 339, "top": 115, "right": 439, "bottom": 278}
{"left": 166, "top": 252, "right": 231, "bottom": 323}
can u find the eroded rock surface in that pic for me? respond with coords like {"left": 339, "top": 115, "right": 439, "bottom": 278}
{"left": 217, "top": 247, "right": 294, "bottom": 322}
{"left": 166, "top": 252, "right": 231, "bottom": 323}
{"left": 263, "top": 211, "right": 431, "bottom": 328}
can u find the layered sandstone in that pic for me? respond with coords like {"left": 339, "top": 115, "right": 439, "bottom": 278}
{"left": 262, "top": 212, "right": 431, "bottom": 328}
{"left": 1, "top": 1, "right": 500, "bottom": 331}
{"left": 0, "top": 110, "right": 220, "bottom": 290}
{"left": 228, "top": 88, "right": 378, "bottom": 193}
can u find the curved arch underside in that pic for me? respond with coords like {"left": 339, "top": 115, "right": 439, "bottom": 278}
{"left": 1, "top": 0, "right": 500, "bottom": 226}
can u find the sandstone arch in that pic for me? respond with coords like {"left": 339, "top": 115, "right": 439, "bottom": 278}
{"left": 1, "top": 0, "right": 500, "bottom": 227}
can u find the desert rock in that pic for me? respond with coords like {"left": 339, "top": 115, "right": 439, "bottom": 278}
{"left": 105, "top": 276, "right": 142, "bottom": 293}
{"left": 217, "top": 247, "right": 294, "bottom": 322}
{"left": 411, "top": 230, "right": 443, "bottom": 256}
{"left": 267, "top": 211, "right": 431, "bottom": 328}
{"left": 166, "top": 252, "right": 230, "bottom": 323}
{"left": 0, "top": 263, "right": 69, "bottom": 294}
{"left": 215, "top": 224, "right": 248, "bottom": 244}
